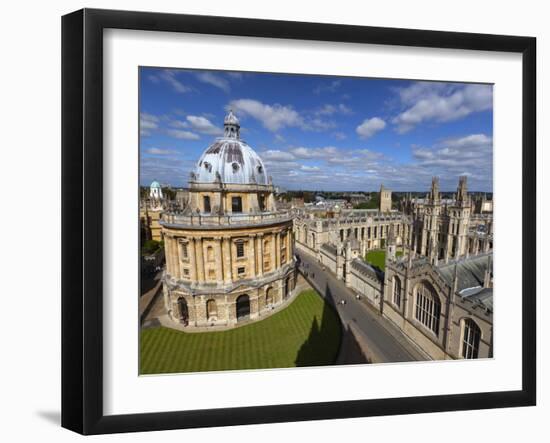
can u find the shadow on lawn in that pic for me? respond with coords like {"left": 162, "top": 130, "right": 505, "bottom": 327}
{"left": 295, "top": 282, "right": 369, "bottom": 367}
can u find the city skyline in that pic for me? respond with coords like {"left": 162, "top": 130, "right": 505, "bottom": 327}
{"left": 140, "top": 67, "right": 493, "bottom": 192}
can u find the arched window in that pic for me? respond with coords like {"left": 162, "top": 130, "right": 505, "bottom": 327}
{"left": 177, "top": 297, "right": 188, "bottom": 325}
{"left": 462, "top": 318, "right": 481, "bottom": 359}
{"left": 206, "top": 299, "right": 217, "bottom": 319}
{"left": 392, "top": 276, "right": 402, "bottom": 308}
{"left": 284, "top": 277, "right": 292, "bottom": 299}
{"left": 203, "top": 195, "right": 211, "bottom": 213}
{"left": 231, "top": 196, "right": 242, "bottom": 213}
{"left": 414, "top": 281, "right": 441, "bottom": 335}
{"left": 236, "top": 294, "right": 250, "bottom": 321}
{"left": 265, "top": 287, "right": 274, "bottom": 306}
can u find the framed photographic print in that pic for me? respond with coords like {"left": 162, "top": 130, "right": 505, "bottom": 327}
{"left": 61, "top": 8, "right": 536, "bottom": 435}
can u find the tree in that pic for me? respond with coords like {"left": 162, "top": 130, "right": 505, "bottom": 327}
{"left": 142, "top": 239, "right": 162, "bottom": 255}
{"left": 354, "top": 192, "right": 379, "bottom": 209}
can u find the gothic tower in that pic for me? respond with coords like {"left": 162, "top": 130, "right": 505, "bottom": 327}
{"left": 420, "top": 177, "right": 442, "bottom": 258}
{"left": 379, "top": 184, "right": 392, "bottom": 212}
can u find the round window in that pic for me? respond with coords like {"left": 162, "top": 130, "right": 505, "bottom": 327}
{"left": 232, "top": 162, "right": 240, "bottom": 172}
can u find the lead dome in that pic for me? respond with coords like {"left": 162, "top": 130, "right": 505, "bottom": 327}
{"left": 191, "top": 111, "right": 269, "bottom": 186}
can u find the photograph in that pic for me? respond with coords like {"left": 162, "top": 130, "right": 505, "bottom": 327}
{"left": 138, "top": 67, "right": 494, "bottom": 375}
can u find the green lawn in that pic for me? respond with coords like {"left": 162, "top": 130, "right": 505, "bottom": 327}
{"left": 140, "top": 289, "right": 341, "bottom": 374}
{"left": 364, "top": 249, "right": 404, "bottom": 270}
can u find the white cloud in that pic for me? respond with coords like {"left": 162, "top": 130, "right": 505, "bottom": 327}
{"left": 313, "top": 80, "right": 342, "bottom": 94}
{"left": 186, "top": 115, "right": 223, "bottom": 135}
{"left": 393, "top": 82, "right": 493, "bottom": 133}
{"left": 316, "top": 103, "right": 353, "bottom": 116}
{"left": 306, "top": 118, "right": 337, "bottom": 131}
{"left": 145, "top": 148, "right": 176, "bottom": 155}
{"left": 356, "top": 117, "right": 386, "bottom": 139}
{"left": 140, "top": 113, "right": 159, "bottom": 136}
{"left": 261, "top": 150, "right": 297, "bottom": 162}
{"left": 226, "top": 72, "right": 244, "bottom": 80}
{"left": 411, "top": 134, "right": 493, "bottom": 182}
{"left": 165, "top": 129, "right": 200, "bottom": 140}
{"left": 195, "top": 72, "right": 230, "bottom": 92}
{"left": 300, "top": 165, "right": 321, "bottom": 172}
{"left": 332, "top": 132, "right": 347, "bottom": 140}
{"left": 228, "top": 99, "right": 303, "bottom": 132}
{"left": 158, "top": 70, "right": 191, "bottom": 94}
{"left": 290, "top": 146, "right": 339, "bottom": 159}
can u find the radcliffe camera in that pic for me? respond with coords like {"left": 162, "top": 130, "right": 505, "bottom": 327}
{"left": 139, "top": 68, "right": 493, "bottom": 374}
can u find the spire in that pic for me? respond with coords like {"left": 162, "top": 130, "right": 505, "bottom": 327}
{"left": 223, "top": 109, "right": 240, "bottom": 139}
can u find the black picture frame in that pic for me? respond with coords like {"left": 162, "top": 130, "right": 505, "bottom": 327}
{"left": 61, "top": 8, "right": 536, "bottom": 435}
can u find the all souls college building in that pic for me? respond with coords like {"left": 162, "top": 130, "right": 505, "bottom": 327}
{"left": 294, "top": 176, "right": 494, "bottom": 360}
{"left": 159, "top": 111, "right": 297, "bottom": 328}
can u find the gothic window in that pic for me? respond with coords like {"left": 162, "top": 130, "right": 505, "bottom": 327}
{"left": 393, "top": 276, "right": 402, "bottom": 308}
{"left": 461, "top": 318, "right": 481, "bottom": 359}
{"left": 203, "top": 196, "right": 211, "bottom": 213}
{"left": 232, "top": 196, "right": 243, "bottom": 213}
{"left": 236, "top": 241, "right": 245, "bottom": 258}
{"left": 414, "top": 281, "right": 441, "bottom": 336}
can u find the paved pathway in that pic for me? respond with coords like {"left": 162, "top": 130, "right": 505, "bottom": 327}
{"left": 296, "top": 250, "right": 426, "bottom": 363}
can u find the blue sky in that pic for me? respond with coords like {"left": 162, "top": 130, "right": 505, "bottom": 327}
{"left": 139, "top": 67, "right": 493, "bottom": 192}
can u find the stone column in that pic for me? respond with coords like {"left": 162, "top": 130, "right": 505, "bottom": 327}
{"left": 275, "top": 231, "right": 281, "bottom": 268}
{"left": 257, "top": 234, "right": 264, "bottom": 277}
{"left": 215, "top": 238, "right": 223, "bottom": 282}
{"left": 195, "top": 238, "right": 205, "bottom": 282}
{"left": 164, "top": 235, "right": 173, "bottom": 276}
{"left": 170, "top": 236, "right": 178, "bottom": 277}
{"left": 287, "top": 229, "right": 292, "bottom": 261}
{"left": 172, "top": 237, "right": 180, "bottom": 279}
{"left": 271, "top": 233, "right": 277, "bottom": 271}
{"left": 189, "top": 237, "right": 197, "bottom": 281}
{"left": 248, "top": 234, "right": 256, "bottom": 278}
{"left": 222, "top": 236, "right": 232, "bottom": 283}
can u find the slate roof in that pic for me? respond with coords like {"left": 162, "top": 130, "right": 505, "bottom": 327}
{"left": 321, "top": 243, "right": 337, "bottom": 256}
{"left": 351, "top": 259, "right": 384, "bottom": 282}
{"left": 436, "top": 253, "right": 492, "bottom": 292}
{"left": 460, "top": 287, "right": 493, "bottom": 312}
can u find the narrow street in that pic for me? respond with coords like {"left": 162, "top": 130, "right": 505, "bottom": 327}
{"left": 296, "top": 250, "right": 426, "bottom": 363}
